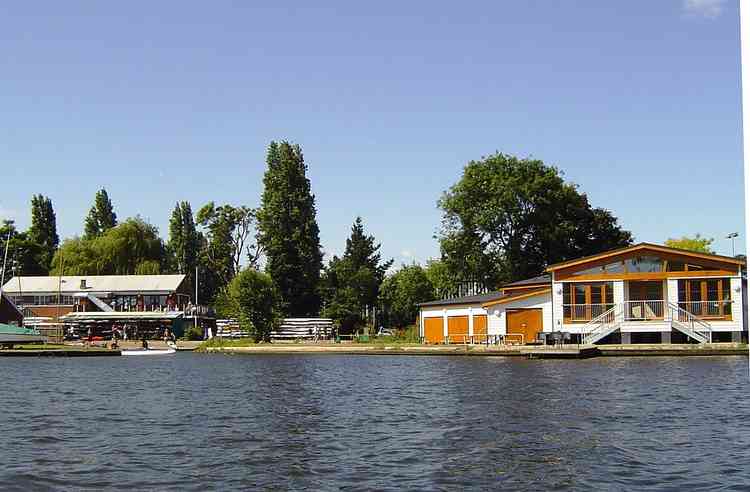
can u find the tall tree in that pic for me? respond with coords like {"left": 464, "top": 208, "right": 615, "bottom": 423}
{"left": 257, "top": 141, "right": 323, "bottom": 316}
{"left": 322, "top": 217, "right": 393, "bottom": 333}
{"left": 168, "top": 201, "right": 200, "bottom": 282}
{"left": 84, "top": 188, "right": 117, "bottom": 239}
{"left": 665, "top": 234, "right": 715, "bottom": 254}
{"left": 438, "top": 153, "right": 632, "bottom": 288}
{"left": 0, "top": 220, "right": 45, "bottom": 279}
{"left": 28, "top": 194, "right": 59, "bottom": 273}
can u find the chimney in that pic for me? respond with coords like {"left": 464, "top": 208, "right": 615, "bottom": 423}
{"left": 80, "top": 279, "right": 87, "bottom": 289}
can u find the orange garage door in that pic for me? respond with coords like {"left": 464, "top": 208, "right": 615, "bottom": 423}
{"left": 447, "top": 316, "right": 469, "bottom": 343}
{"left": 424, "top": 317, "right": 444, "bottom": 344}
{"left": 473, "top": 314, "right": 487, "bottom": 343}
{"left": 506, "top": 309, "right": 543, "bottom": 345}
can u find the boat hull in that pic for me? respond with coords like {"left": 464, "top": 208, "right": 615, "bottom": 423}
{"left": 121, "top": 348, "right": 176, "bottom": 356}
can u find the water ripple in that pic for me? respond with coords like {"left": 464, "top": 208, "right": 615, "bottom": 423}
{"left": 0, "top": 354, "right": 748, "bottom": 489}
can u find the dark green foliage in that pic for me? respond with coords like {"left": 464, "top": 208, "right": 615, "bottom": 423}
{"left": 438, "top": 153, "right": 632, "bottom": 288}
{"left": 84, "top": 189, "right": 117, "bottom": 239}
{"left": 424, "top": 259, "right": 456, "bottom": 300}
{"left": 322, "top": 217, "right": 393, "bottom": 333}
{"left": 28, "top": 194, "right": 59, "bottom": 273}
{"left": 0, "top": 220, "right": 45, "bottom": 278}
{"left": 257, "top": 141, "right": 323, "bottom": 316}
{"left": 214, "top": 268, "right": 280, "bottom": 341}
{"left": 168, "top": 201, "right": 201, "bottom": 294}
{"left": 379, "top": 264, "right": 435, "bottom": 328}
{"left": 50, "top": 217, "right": 165, "bottom": 275}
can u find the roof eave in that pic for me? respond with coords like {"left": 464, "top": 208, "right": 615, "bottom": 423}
{"left": 546, "top": 243, "right": 745, "bottom": 272}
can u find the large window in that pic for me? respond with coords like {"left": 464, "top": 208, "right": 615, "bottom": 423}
{"left": 678, "top": 278, "right": 732, "bottom": 319}
{"left": 563, "top": 282, "right": 614, "bottom": 322}
{"left": 626, "top": 256, "right": 663, "bottom": 273}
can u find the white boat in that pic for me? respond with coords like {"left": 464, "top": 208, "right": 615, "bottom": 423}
{"left": 120, "top": 347, "right": 176, "bottom": 356}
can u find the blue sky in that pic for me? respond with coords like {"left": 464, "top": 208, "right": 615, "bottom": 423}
{"left": 0, "top": 0, "right": 745, "bottom": 264}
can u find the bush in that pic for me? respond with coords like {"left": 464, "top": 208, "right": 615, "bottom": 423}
{"left": 214, "top": 268, "right": 280, "bottom": 342}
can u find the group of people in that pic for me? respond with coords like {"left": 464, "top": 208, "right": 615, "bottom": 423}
{"left": 66, "top": 324, "right": 176, "bottom": 350}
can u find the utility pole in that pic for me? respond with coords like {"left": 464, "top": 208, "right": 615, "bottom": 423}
{"left": 195, "top": 265, "right": 199, "bottom": 338}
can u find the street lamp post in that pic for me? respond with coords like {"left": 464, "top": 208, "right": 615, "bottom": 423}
{"left": 727, "top": 232, "right": 739, "bottom": 257}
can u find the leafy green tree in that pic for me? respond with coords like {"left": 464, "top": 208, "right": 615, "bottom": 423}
{"left": 322, "top": 217, "right": 393, "bottom": 333}
{"left": 664, "top": 234, "right": 715, "bottom": 254}
{"left": 438, "top": 153, "right": 632, "bottom": 288}
{"left": 51, "top": 217, "right": 164, "bottom": 275}
{"left": 28, "top": 194, "right": 59, "bottom": 273}
{"left": 0, "top": 220, "right": 45, "bottom": 279}
{"left": 214, "top": 268, "right": 280, "bottom": 341}
{"left": 379, "top": 264, "right": 435, "bottom": 328}
{"left": 424, "top": 258, "right": 457, "bottom": 299}
{"left": 257, "top": 141, "right": 323, "bottom": 316}
{"left": 84, "top": 188, "right": 117, "bottom": 239}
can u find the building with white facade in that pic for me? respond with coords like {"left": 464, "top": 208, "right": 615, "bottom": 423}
{"left": 419, "top": 243, "right": 746, "bottom": 345}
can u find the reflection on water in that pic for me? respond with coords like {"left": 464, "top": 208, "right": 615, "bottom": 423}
{"left": 0, "top": 354, "right": 748, "bottom": 490}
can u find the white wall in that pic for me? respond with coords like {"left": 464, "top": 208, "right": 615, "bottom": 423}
{"left": 420, "top": 304, "right": 488, "bottom": 338}
{"left": 486, "top": 293, "right": 552, "bottom": 335}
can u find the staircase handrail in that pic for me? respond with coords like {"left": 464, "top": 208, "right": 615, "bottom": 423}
{"left": 581, "top": 304, "right": 620, "bottom": 344}
{"left": 667, "top": 302, "right": 711, "bottom": 342}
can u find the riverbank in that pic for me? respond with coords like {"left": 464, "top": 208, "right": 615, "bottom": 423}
{"left": 201, "top": 342, "right": 749, "bottom": 358}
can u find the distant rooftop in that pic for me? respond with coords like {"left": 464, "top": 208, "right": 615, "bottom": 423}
{"left": 502, "top": 274, "right": 551, "bottom": 288}
{"left": 2, "top": 274, "right": 186, "bottom": 295}
{"left": 418, "top": 290, "right": 506, "bottom": 307}
{"left": 418, "top": 273, "right": 552, "bottom": 308}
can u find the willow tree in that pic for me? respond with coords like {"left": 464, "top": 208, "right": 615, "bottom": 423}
{"left": 51, "top": 217, "right": 164, "bottom": 275}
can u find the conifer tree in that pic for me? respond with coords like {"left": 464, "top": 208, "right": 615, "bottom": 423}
{"left": 257, "top": 141, "right": 323, "bottom": 316}
{"left": 28, "top": 194, "right": 59, "bottom": 273}
{"left": 84, "top": 188, "right": 117, "bottom": 239}
{"left": 168, "top": 201, "right": 200, "bottom": 275}
{"left": 322, "top": 217, "right": 393, "bottom": 333}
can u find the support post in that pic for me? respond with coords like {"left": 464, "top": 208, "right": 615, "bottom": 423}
{"left": 621, "top": 332, "right": 631, "bottom": 345}
{"left": 661, "top": 331, "right": 671, "bottom": 344}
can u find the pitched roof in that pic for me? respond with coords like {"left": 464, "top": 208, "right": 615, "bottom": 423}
{"left": 482, "top": 287, "right": 551, "bottom": 307}
{"left": 546, "top": 242, "right": 745, "bottom": 272}
{"left": 502, "top": 274, "right": 551, "bottom": 288}
{"left": 2, "top": 275, "right": 186, "bottom": 295}
{"left": 417, "top": 290, "right": 505, "bottom": 308}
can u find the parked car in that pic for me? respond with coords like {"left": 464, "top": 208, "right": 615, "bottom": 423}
{"left": 376, "top": 326, "right": 395, "bottom": 337}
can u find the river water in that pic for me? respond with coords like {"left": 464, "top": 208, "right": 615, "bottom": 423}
{"left": 0, "top": 353, "right": 748, "bottom": 490}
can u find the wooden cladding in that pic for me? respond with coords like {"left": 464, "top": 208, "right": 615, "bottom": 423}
{"left": 473, "top": 314, "right": 487, "bottom": 342}
{"left": 548, "top": 243, "right": 744, "bottom": 272}
{"left": 423, "top": 317, "right": 444, "bottom": 344}
{"left": 447, "top": 316, "right": 469, "bottom": 343}
{"left": 506, "top": 309, "right": 543, "bottom": 345}
{"left": 553, "top": 247, "right": 740, "bottom": 281}
{"left": 423, "top": 314, "right": 489, "bottom": 344}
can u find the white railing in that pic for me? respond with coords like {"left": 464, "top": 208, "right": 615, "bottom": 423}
{"left": 677, "top": 301, "right": 732, "bottom": 320}
{"left": 563, "top": 303, "right": 615, "bottom": 322}
{"left": 581, "top": 304, "right": 621, "bottom": 345}
{"left": 624, "top": 300, "right": 665, "bottom": 321}
{"left": 574, "top": 301, "right": 716, "bottom": 344}
{"left": 667, "top": 302, "right": 712, "bottom": 343}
